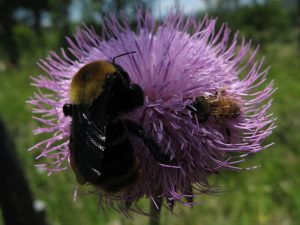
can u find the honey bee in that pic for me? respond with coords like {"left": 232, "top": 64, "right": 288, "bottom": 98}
{"left": 190, "top": 88, "right": 241, "bottom": 122}
{"left": 189, "top": 88, "right": 241, "bottom": 142}
{"left": 63, "top": 52, "right": 173, "bottom": 193}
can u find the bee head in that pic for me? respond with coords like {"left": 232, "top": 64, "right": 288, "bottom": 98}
{"left": 70, "top": 61, "right": 117, "bottom": 105}
{"left": 69, "top": 51, "right": 136, "bottom": 106}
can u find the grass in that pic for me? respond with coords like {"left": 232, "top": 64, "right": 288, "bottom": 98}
{"left": 0, "top": 38, "right": 299, "bottom": 225}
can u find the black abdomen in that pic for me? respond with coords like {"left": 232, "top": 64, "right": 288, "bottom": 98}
{"left": 97, "top": 121, "right": 139, "bottom": 193}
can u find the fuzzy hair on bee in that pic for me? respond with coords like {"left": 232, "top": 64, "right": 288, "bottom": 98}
{"left": 63, "top": 52, "right": 174, "bottom": 193}
{"left": 69, "top": 61, "right": 116, "bottom": 106}
{"left": 190, "top": 88, "right": 241, "bottom": 122}
{"left": 189, "top": 88, "right": 241, "bottom": 143}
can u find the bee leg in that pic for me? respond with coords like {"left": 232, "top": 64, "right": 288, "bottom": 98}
{"left": 215, "top": 117, "right": 231, "bottom": 143}
{"left": 120, "top": 84, "right": 144, "bottom": 112}
{"left": 128, "top": 84, "right": 144, "bottom": 107}
{"left": 123, "top": 119, "right": 173, "bottom": 164}
{"left": 63, "top": 103, "right": 73, "bottom": 117}
{"left": 225, "top": 127, "right": 231, "bottom": 143}
{"left": 166, "top": 198, "right": 175, "bottom": 211}
{"left": 125, "top": 200, "right": 132, "bottom": 211}
{"left": 184, "top": 184, "right": 194, "bottom": 207}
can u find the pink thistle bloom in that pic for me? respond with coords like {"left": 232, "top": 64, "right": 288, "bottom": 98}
{"left": 29, "top": 10, "right": 275, "bottom": 211}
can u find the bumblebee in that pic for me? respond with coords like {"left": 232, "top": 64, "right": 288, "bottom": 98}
{"left": 63, "top": 52, "right": 172, "bottom": 193}
{"left": 190, "top": 88, "right": 241, "bottom": 122}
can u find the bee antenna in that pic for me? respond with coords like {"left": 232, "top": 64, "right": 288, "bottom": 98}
{"left": 112, "top": 51, "right": 136, "bottom": 64}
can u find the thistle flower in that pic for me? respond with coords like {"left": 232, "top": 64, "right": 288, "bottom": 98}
{"left": 29, "top": 10, "right": 275, "bottom": 211}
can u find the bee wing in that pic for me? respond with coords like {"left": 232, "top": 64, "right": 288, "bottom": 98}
{"left": 70, "top": 105, "right": 106, "bottom": 183}
{"left": 124, "top": 119, "right": 174, "bottom": 164}
{"left": 82, "top": 113, "right": 106, "bottom": 152}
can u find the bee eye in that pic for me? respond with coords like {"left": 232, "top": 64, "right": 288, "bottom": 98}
{"left": 114, "top": 64, "right": 130, "bottom": 84}
{"left": 104, "top": 73, "right": 117, "bottom": 89}
{"left": 105, "top": 73, "right": 115, "bottom": 82}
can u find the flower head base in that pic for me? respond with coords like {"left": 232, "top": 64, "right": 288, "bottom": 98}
{"left": 29, "top": 10, "right": 275, "bottom": 211}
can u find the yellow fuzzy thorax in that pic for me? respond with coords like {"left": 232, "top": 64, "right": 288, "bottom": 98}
{"left": 70, "top": 61, "right": 116, "bottom": 105}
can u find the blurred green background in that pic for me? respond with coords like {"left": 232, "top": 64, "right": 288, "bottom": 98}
{"left": 0, "top": 0, "right": 299, "bottom": 224}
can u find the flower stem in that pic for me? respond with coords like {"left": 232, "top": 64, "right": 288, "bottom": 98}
{"left": 149, "top": 201, "right": 161, "bottom": 225}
